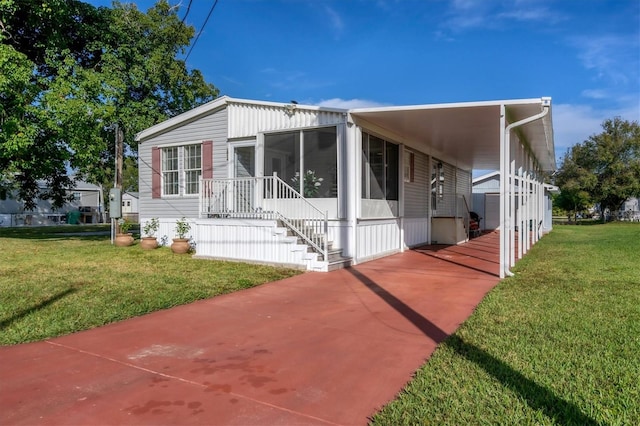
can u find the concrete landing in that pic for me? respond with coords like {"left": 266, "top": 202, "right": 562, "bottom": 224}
{"left": 1, "top": 232, "right": 501, "bottom": 425}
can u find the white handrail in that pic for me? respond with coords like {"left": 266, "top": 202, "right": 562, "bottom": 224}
{"left": 200, "top": 176, "right": 328, "bottom": 260}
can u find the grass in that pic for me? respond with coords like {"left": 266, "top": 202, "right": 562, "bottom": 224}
{"left": 0, "top": 225, "right": 301, "bottom": 345}
{"left": 371, "top": 223, "right": 640, "bottom": 425}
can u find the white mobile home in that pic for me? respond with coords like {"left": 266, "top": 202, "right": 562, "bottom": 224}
{"left": 0, "top": 179, "right": 103, "bottom": 226}
{"left": 135, "top": 96, "right": 555, "bottom": 277}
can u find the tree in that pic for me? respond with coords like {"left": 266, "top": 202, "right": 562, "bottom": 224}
{"left": 555, "top": 117, "right": 640, "bottom": 221}
{"left": 0, "top": 0, "right": 218, "bottom": 209}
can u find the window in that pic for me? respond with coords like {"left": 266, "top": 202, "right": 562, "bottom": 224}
{"left": 71, "top": 191, "right": 82, "bottom": 201}
{"left": 264, "top": 127, "right": 337, "bottom": 198}
{"left": 184, "top": 145, "right": 202, "bottom": 195}
{"left": 162, "top": 147, "right": 179, "bottom": 195}
{"left": 160, "top": 144, "right": 202, "bottom": 196}
{"left": 362, "top": 132, "right": 398, "bottom": 200}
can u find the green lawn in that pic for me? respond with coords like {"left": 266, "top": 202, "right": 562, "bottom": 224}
{"left": 0, "top": 225, "right": 301, "bottom": 345}
{"left": 372, "top": 223, "right": 640, "bottom": 425}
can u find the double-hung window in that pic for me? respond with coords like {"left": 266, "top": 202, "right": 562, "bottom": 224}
{"left": 184, "top": 145, "right": 202, "bottom": 195}
{"left": 161, "top": 144, "right": 201, "bottom": 196}
{"left": 162, "top": 147, "right": 179, "bottom": 196}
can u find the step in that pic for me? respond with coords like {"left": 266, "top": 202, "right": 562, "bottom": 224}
{"left": 327, "top": 256, "right": 352, "bottom": 272}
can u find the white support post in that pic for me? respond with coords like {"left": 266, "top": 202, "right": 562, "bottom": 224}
{"left": 499, "top": 105, "right": 508, "bottom": 278}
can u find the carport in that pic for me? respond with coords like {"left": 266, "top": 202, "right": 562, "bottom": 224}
{"left": 350, "top": 97, "right": 555, "bottom": 277}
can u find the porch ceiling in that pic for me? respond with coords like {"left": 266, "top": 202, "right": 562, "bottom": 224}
{"left": 349, "top": 98, "right": 555, "bottom": 172}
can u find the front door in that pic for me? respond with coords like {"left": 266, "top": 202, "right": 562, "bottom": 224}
{"left": 231, "top": 145, "right": 256, "bottom": 213}
{"left": 234, "top": 145, "right": 255, "bottom": 178}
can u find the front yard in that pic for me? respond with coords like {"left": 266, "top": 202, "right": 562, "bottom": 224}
{"left": 0, "top": 225, "right": 301, "bottom": 345}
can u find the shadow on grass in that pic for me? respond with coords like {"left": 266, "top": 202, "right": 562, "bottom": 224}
{"left": 0, "top": 225, "right": 115, "bottom": 241}
{"left": 348, "top": 268, "right": 599, "bottom": 425}
{"left": 0, "top": 288, "right": 77, "bottom": 330}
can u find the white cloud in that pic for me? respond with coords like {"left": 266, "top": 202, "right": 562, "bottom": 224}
{"left": 324, "top": 5, "right": 344, "bottom": 35}
{"left": 497, "top": 6, "right": 564, "bottom": 24}
{"left": 552, "top": 101, "right": 640, "bottom": 159}
{"left": 442, "top": 0, "right": 562, "bottom": 33}
{"left": 316, "top": 98, "right": 390, "bottom": 109}
{"left": 570, "top": 35, "right": 636, "bottom": 85}
{"left": 580, "top": 89, "right": 608, "bottom": 99}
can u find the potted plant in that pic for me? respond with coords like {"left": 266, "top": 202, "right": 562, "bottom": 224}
{"left": 115, "top": 218, "right": 134, "bottom": 247}
{"left": 140, "top": 217, "right": 159, "bottom": 250}
{"left": 171, "top": 217, "right": 191, "bottom": 254}
{"left": 291, "top": 169, "right": 324, "bottom": 197}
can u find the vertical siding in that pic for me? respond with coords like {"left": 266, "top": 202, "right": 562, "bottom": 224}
{"left": 356, "top": 219, "right": 401, "bottom": 262}
{"left": 403, "top": 218, "right": 429, "bottom": 247}
{"left": 404, "top": 150, "right": 428, "bottom": 217}
{"left": 227, "top": 102, "right": 345, "bottom": 138}
{"left": 138, "top": 108, "right": 228, "bottom": 219}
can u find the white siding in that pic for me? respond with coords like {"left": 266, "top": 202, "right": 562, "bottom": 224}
{"left": 193, "top": 219, "right": 324, "bottom": 271}
{"left": 404, "top": 150, "right": 429, "bottom": 218}
{"left": 356, "top": 219, "right": 401, "bottom": 263}
{"left": 456, "top": 168, "right": 472, "bottom": 207}
{"left": 138, "top": 108, "right": 228, "bottom": 219}
{"left": 403, "top": 217, "right": 429, "bottom": 247}
{"left": 227, "top": 102, "right": 345, "bottom": 138}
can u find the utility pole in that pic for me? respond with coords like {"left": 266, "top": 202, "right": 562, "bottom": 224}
{"left": 110, "top": 123, "right": 124, "bottom": 244}
{"left": 115, "top": 124, "right": 124, "bottom": 192}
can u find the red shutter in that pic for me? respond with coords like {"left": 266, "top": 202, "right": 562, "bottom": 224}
{"left": 410, "top": 152, "right": 415, "bottom": 182}
{"left": 151, "top": 147, "right": 161, "bottom": 199}
{"left": 202, "top": 140, "right": 213, "bottom": 179}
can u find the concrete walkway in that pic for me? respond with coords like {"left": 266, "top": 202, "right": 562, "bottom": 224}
{"left": 1, "top": 232, "right": 501, "bottom": 425}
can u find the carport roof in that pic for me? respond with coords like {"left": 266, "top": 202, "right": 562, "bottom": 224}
{"left": 349, "top": 98, "right": 555, "bottom": 172}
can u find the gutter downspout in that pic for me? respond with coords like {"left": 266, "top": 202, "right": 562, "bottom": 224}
{"left": 500, "top": 98, "right": 551, "bottom": 278}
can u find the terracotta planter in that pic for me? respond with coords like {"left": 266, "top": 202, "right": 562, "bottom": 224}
{"left": 140, "top": 237, "right": 158, "bottom": 250}
{"left": 171, "top": 238, "right": 190, "bottom": 254}
{"left": 115, "top": 233, "right": 134, "bottom": 247}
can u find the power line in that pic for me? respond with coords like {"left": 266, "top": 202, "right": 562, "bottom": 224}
{"left": 185, "top": 0, "right": 218, "bottom": 62}
{"left": 181, "top": 0, "right": 193, "bottom": 23}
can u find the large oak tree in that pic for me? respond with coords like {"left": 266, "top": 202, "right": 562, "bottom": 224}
{"left": 1, "top": 0, "right": 218, "bottom": 209}
{"left": 555, "top": 117, "right": 640, "bottom": 220}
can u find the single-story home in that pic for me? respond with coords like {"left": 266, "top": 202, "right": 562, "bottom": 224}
{"left": 135, "top": 96, "right": 555, "bottom": 277}
{"left": 0, "top": 179, "right": 104, "bottom": 227}
{"left": 473, "top": 171, "right": 558, "bottom": 233}
{"left": 618, "top": 197, "right": 640, "bottom": 221}
{"left": 122, "top": 191, "right": 139, "bottom": 222}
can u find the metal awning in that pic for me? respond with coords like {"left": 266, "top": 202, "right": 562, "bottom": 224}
{"left": 349, "top": 98, "right": 555, "bottom": 172}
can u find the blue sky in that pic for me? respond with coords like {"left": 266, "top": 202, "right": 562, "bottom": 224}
{"left": 89, "top": 0, "right": 639, "bottom": 163}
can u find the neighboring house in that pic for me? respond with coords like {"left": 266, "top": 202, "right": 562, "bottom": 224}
{"left": 473, "top": 171, "right": 559, "bottom": 234}
{"left": 135, "top": 96, "right": 555, "bottom": 277}
{"left": 122, "top": 192, "right": 139, "bottom": 222}
{"left": 618, "top": 197, "right": 640, "bottom": 221}
{"left": 0, "top": 179, "right": 104, "bottom": 227}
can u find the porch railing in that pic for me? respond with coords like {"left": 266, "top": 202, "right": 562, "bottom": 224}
{"left": 199, "top": 175, "right": 328, "bottom": 260}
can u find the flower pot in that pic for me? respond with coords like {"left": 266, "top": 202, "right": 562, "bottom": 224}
{"left": 171, "top": 238, "right": 190, "bottom": 254}
{"left": 140, "top": 237, "right": 158, "bottom": 250}
{"left": 115, "top": 233, "right": 134, "bottom": 247}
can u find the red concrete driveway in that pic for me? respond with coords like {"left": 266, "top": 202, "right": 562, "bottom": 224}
{"left": 1, "top": 232, "right": 500, "bottom": 425}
